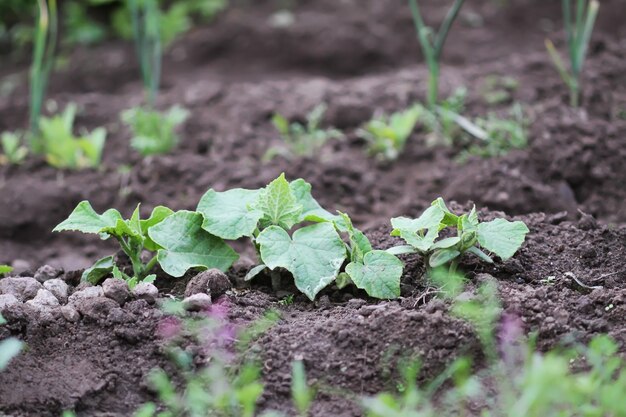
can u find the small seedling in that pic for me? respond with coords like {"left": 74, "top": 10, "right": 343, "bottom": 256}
{"left": 53, "top": 201, "right": 237, "bottom": 285}
{"left": 129, "top": 0, "right": 161, "bottom": 105}
{"left": 545, "top": 0, "right": 599, "bottom": 107}
{"left": 37, "top": 104, "right": 107, "bottom": 169}
{"left": 408, "top": 0, "right": 466, "bottom": 108}
{"left": 197, "top": 173, "right": 403, "bottom": 300}
{"left": 0, "top": 265, "right": 12, "bottom": 277}
{"left": 291, "top": 361, "right": 315, "bottom": 417}
{"left": 0, "top": 132, "right": 28, "bottom": 165}
{"left": 357, "top": 105, "right": 422, "bottom": 161}
{"left": 388, "top": 198, "right": 529, "bottom": 275}
{"left": 480, "top": 75, "right": 519, "bottom": 105}
{"left": 420, "top": 88, "right": 466, "bottom": 147}
{"left": 265, "top": 104, "right": 343, "bottom": 161}
{"left": 0, "top": 313, "right": 23, "bottom": 371}
{"left": 121, "top": 105, "right": 189, "bottom": 156}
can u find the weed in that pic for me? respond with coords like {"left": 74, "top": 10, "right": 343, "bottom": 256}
{"left": 265, "top": 104, "right": 343, "bottom": 161}
{"left": 121, "top": 105, "right": 189, "bottom": 156}
{"left": 480, "top": 74, "right": 519, "bottom": 105}
{"left": 0, "top": 132, "right": 28, "bottom": 165}
{"left": 0, "top": 265, "right": 12, "bottom": 276}
{"left": 546, "top": 0, "right": 599, "bottom": 107}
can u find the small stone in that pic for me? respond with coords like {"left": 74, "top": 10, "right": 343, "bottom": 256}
{"left": 26, "top": 289, "right": 60, "bottom": 310}
{"left": 43, "top": 279, "right": 69, "bottom": 304}
{"left": 0, "top": 294, "right": 20, "bottom": 311}
{"left": 102, "top": 278, "right": 130, "bottom": 306}
{"left": 132, "top": 283, "right": 158, "bottom": 304}
{"left": 34, "top": 265, "right": 62, "bottom": 283}
{"left": 74, "top": 297, "right": 119, "bottom": 321}
{"left": 68, "top": 286, "right": 104, "bottom": 305}
{"left": 185, "top": 269, "right": 232, "bottom": 298}
{"left": 347, "top": 298, "right": 366, "bottom": 308}
{"left": 0, "top": 277, "right": 43, "bottom": 301}
{"left": 182, "top": 293, "right": 212, "bottom": 312}
{"left": 11, "top": 259, "right": 31, "bottom": 275}
{"left": 60, "top": 305, "right": 80, "bottom": 322}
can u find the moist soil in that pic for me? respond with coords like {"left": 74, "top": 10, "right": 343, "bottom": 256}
{"left": 1, "top": 0, "right": 626, "bottom": 415}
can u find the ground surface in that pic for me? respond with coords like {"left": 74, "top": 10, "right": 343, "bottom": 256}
{"left": 0, "top": 0, "right": 625, "bottom": 415}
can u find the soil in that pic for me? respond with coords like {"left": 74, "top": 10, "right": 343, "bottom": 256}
{"left": 1, "top": 0, "right": 626, "bottom": 415}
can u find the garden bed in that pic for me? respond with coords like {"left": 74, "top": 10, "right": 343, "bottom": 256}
{"left": 1, "top": 0, "right": 625, "bottom": 415}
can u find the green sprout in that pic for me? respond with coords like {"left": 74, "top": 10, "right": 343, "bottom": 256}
{"left": 129, "top": 0, "right": 162, "bottom": 106}
{"left": 545, "top": 0, "right": 599, "bottom": 107}
{"left": 357, "top": 105, "right": 422, "bottom": 161}
{"left": 0, "top": 132, "right": 28, "bottom": 165}
{"left": 121, "top": 105, "right": 189, "bottom": 156}
{"left": 265, "top": 104, "right": 343, "bottom": 161}
{"left": 408, "top": 0, "right": 465, "bottom": 109}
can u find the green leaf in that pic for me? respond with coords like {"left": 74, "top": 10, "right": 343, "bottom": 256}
{"left": 431, "top": 236, "right": 461, "bottom": 249}
{"left": 429, "top": 248, "right": 461, "bottom": 268}
{"left": 345, "top": 250, "right": 402, "bottom": 299}
{"left": 140, "top": 206, "right": 175, "bottom": 251}
{"left": 272, "top": 114, "right": 290, "bottom": 136}
{"left": 390, "top": 205, "right": 445, "bottom": 252}
{"left": 0, "top": 338, "right": 22, "bottom": 370}
{"left": 197, "top": 188, "right": 262, "bottom": 240}
{"left": 386, "top": 245, "right": 417, "bottom": 256}
{"left": 99, "top": 218, "right": 143, "bottom": 242}
{"left": 82, "top": 255, "right": 115, "bottom": 284}
{"left": 53, "top": 201, "right": 123, "bottom": 234}
{"left": 245, "top": 265, "right": 268, "bottom": 281}
{"left": 148, "top": 211, "right": 239, "bottom": 277}
{"left": 0, "top": 265, "right": 12, "bottom": 275}
{"left": 431, "top": 197, "right": 459, "bottom": 226}
{"left": 476, "top": 219, "right": 529, "bottom": 260}
{"left": 253, "top": 173, "right": 302, "bottom": 230}
{"left": 256, "top": 223, "right": 346, "bottom": 300}
{"left": 467, "top": 246, "right": 494, "bottom": 263}
{"left": 335, "top": 272, "right": 353, "bottom": 289}
{"left": 289, "top": 179, "right": 336, "bottom": 223}
{"left": 337, "top": 212, "right": 372, "bottom": 263}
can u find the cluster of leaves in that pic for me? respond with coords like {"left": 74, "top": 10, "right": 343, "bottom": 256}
{"left": 198, "top": 173, "right": 403, "bottom": 300}
{"left": 0, "top": 313, "right": 22, "bottom": 372}
{"left": 265, "top": 104, "right": 343, "bottom": 161}
{"left": 56, "top": 174, "right": 405, "bottom": 300}
{"left": 480, "top": 74, "right": 519, "bottom": 105}
{"left": 54, "top": 202, "right": 237, "bottom": 288}
{"left": 388, "top": 198, "right": 529, "bottom": 274}
{"left": 121, "top": 106, "right": 189, "bottom": 156}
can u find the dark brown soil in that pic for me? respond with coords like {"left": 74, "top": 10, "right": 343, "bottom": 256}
{"left": 1, "top": 0, "right": 626, "bottom": 415}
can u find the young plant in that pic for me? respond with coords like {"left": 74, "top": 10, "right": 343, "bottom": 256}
{"left": 388, "top": 198, "right": 529, "bottom": 275}
{"left": 0, "top": 132, "right": 28, "bottom": 165}
{"left": 357, "top": 105, "right": 422, "bottom": 161}
{"left": 0, "top": 265, "right": 12, "bottom": 276}
{"left": 29, "top": 0, "right": 58, "bottom": 148}
{"left": 265, "top": 104, "right": 343, "bottom": 161}
{"left": 196, "top": 173, "right": 403, "bottom": 300}
{"left": 545, "top": 0, "right": 599, "bottom": 107}
{"left": 419, "top": 88, "right": 466, "bottom": 147}
{"left": 53, "top": 201, "right": 238, "bottom": 286}
{"left": 37, "top": 104, "right": 107, "bottom": 169}
{"left": 121, "top": 105, "right": 189, "bottom": 156}
{"left": 129, "top": 0, "right": 161, "bottom": 106}
{"left": 408, "top": 0, "right": 465, "bottom": 109}
{"left": 291, "top": 360, "right": 315, "bottom": 417}
{"left": 0, "top": 313, "right": 23, "bottom": 372}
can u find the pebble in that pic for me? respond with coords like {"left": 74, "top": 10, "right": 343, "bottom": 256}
{"left": 34, "top": 265, "right": 62, "bottom": 283}
{"left": 0, "top": 277, "right": 43, "bottom": 301}
{"left": 68, "top": 286, "right": 104, "bottom": 305}
{"left": 26, "top": 289, "right": 60, "bottom": 310}
{"left": 0, "top": 294, "right": 20, "bottom": 311}
{"left": 182, "top": 293, "right": 212, "bottom": 312}
{"left": 184, "top": 269, "right": 232, "bottom": 298}
{"left": 132, "top": 282, "right": 158, "bottom": 304}
{"left": 73, "top": 297, "right": 118, "bottom": 321}
{"left": 102, "top": 278, "right": 130, "bottom": 306}
{"left": 60, "top": 305, "right": 80, "bottom": 322}
{"left": 43, "top": 279, "right": 69, "bottom": 304}
{"left": 10, "top": 259, "right": 31, "bottom": 275}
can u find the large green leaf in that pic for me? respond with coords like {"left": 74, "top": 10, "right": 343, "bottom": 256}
{"left": 253, "top": 173, "right": 302, "bottom": 230}
{"left": 289, "top": 179, "right": 336, "bottom": 223}
{"left": 197, "top": 188, "right": 262, "bottom": 240}
{"left": 390, "top": 205, "right": 445, "bottom": 252}
{"left": 477, "top": 219, "right": 529, "bottom": 260}
{"left": 256, "top": 223, "right": 346, "bottom": 300}
{"left": 148, "top": 211, "right": 238, "bottom": 277}
{"left": 53, "top": 201, "right": 123, "bottom": 234}
{"left": 345, "top": 250, "right": 402, "bottom": 299}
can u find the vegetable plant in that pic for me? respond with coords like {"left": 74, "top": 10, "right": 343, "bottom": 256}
{"left": 408, "top": 0, "right": 465, "bottom": 109}
{"left": 545, "top": 0, "right": 599, "bottom": 107}
{"left": 53, "top": 201, "right": 238, "bottom": 287}
{"left": 197, "top": 173, "right": 403, "bottom": 300}
{"left": 265, "top": 104, "right": 343, "bottom": 161}
{"left": 388, "top": 198, "right": 529, "bottom": 275}
{"left": 129, "top": 0, "right": 161, "bottom": 106}
{"left": 38, "top": 104, "right": 107, "bottom": 169}
{"left": 357, "top": 105, "right": 422, "bottom": 161}
{"left": 121, "top": 105, "right": 189, "bottom": 156}
{"left": 0, "top": 313, "right": 23, "bottom": 371}
{"left": 0, "top": 132, "right": 28, "bottom": 165}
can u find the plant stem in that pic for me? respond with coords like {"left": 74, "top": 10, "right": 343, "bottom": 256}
{"left": 129, "top": 0, "right": 162, "bottom": 107}
{"left": 143, "top": 255, "right": 159, "bottom": 277}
